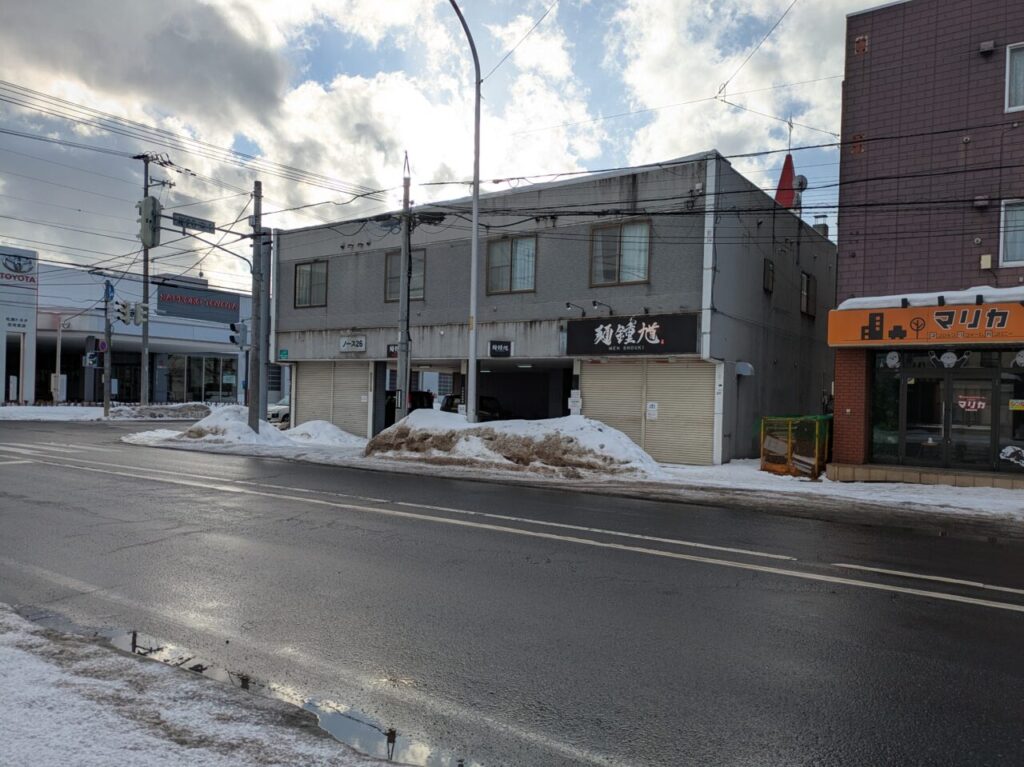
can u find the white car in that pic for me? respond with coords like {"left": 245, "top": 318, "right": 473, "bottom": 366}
{"left": 267, "top": 396, "right": 290, "bottom": 427}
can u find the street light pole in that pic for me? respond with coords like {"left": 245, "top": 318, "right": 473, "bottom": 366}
{"left": 449, "top": 0, "right": 481, "bottom": 423}
{"left": 248, "top": 180, "right": 263, "bottom": 433}
{"left": 395, "top": 153, "right": 412, "bottom": 422}
{"left": 139, "top": 155, "right": 150, "bottom": 405}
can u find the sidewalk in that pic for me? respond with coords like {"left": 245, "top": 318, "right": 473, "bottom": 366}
{"left": 0, "top": 603, "right": 390, "bottom": 767}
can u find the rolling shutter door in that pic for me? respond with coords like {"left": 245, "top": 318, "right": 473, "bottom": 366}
{"left": 580, "top": 361, "right": 645, "bottom": 446}
{"left": 295, "top": 362, "right": 333, "bottom": 425}
{"left": 331, "top": 362, "right": 370, "bottom": 438}
{"left": 644, "top": 360, "right": 715, "bottom": 465}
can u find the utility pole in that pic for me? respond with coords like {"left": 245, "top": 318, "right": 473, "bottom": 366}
{"left": 248, "top": 181, "right": 263, "bottom": 433}
{"left": 53, "top": 315, "right": 63, "bottom": 403}
{"left": 103, "top": 281, "right": 113, "bottom": 418}
{"left": 395, "top": 153, "right": 412, "bottom": 422}
{"left": 138, "top": 154, "right": 151, "bottom": 406}
{"left": 258, "top": 226, "right": 271, "bottom": 414}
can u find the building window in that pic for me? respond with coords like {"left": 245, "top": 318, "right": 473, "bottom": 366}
{"left": 800, "top": 272, "right": 817, "bottom": 317}
{"left": 294, "top": 261, "right": 327, "bottom": 308}
{"left": 1008, "top": 43, "right": 1024, "bottom": 112}
{"left": 487, "top": 236, "right": 536, "bottom": 294}
{"left": 763, "top": 258, "right": 775, "bottom": 293}
{"left": 1002, "top": 200, "right": 1024, "bottom": 265}
{"left": 591, "top": 221, "right": 649, "bottom": 286}
{"left": 385, "top": 250, "right": 425, "bottom": 302}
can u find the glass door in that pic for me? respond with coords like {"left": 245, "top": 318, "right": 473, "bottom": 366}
{"left": 949, "top": 377, "right": 995, "bottom": 470}
{"left": 903, "top": 375, "right": 945, "bottom": 466}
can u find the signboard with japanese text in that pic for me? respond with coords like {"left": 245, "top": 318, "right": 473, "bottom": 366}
{"left": 339, "top": 335, "right": 367, "bottom": 353}
{"left": 566, "top": 313, "right": 698, "bottom": 356}
{"left": 489, "top": 340, "right": 513, "bottom": 357}
{"left": 828, "top": 303, "right": 1024, "bottom": 347}
{"left": 0, "top": 245, "right": 38, "bottom": 335}
{"left": 157, "top": 284, "right": 241, "bottom": 324}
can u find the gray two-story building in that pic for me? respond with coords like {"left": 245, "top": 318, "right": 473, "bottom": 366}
{"left": 274, "top": 150, "right": 835, "bottom": 465}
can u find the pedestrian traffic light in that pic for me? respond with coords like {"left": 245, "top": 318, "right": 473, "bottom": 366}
{"left": 135, "top": 196, "right": 162, "bottom": 248}
{"left": 229, "top": 321, "right": 248, "bottom": 348}
{"left": 114, "top": 300, "right": 131, "bottom": 324}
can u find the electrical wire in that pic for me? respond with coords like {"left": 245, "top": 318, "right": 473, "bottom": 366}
{"left": 718, "top": 0, "right": 800, "bottom": 96}
{"left": 482, "top": 0, "right": 560, "bottom": 82}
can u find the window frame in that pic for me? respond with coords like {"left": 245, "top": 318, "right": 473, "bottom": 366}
{"left": 1007, "top": 42, "right": 1024, "bottom": 113}
{"left": 1000, "top": 199, "right": 1024, "bottom": 267}
{"left": 763, "top": 258, "right": 775, "bottom": 294}
{"left": 800, "top": 271, "right": 817, "bottom": 317}
{"left": 384, "top": 249, "right": 426, "bottom": 303}
{"left": 293, "top": 260, "right": 327, "bottom": 309}
{"left": 486, "top": 235, "right": 537, "bottom": 295}
{"left": 589, "top": 219, "right": 651, "bottom": 288}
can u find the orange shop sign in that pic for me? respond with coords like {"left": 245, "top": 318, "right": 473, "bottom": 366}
{"left": 828, "top": 302, "right": 1024, "bottom": 347}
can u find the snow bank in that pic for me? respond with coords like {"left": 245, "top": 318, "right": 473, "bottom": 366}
{"left": 0, "top": 403, "right": 212, "bottom": 421}
{"left": 365, "top": 410, "right": 661, "bottom": 478}
{"left": 0, "top": 603, "right": 386, "bottom": 766}
{"left": 179, "top": 406, "right": 295, "bottom": 446}
{"left": 838, "top": 284, "right": 1024, "bottom": 310}
{"left": 287, "top": 420, "right": 366, "bottom": 448}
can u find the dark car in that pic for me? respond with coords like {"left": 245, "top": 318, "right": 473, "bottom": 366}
{"left": 384, "top": 390, "right": 434, "bottom": 427}
{"left": 440, "top": 394, "right": 505, "bottom": 421}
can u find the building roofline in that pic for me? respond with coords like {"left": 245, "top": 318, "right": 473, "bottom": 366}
{"left": 279, "top": 151, "right": 723, "bottom": 236}
{"left": 847, "top": 0, "right": 910, "bottom": 19}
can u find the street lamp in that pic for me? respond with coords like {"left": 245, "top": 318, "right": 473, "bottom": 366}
{"left": 449, "top": 0, "right": 481, "bottom": 423}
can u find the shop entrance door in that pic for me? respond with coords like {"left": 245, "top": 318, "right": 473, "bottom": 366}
{"left": 902, "top": 372, "right": 996, "bottom": 469}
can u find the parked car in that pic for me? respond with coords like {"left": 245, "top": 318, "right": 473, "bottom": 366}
{"left": 267, "top": 396, "right": 290, "bottom": 427}
{"left": 440, "top": 394, "right": 506, "bottom": 421}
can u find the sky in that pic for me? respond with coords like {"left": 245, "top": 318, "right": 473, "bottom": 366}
{"left": 0, "top": 0, "right": 870, "bottom": 293}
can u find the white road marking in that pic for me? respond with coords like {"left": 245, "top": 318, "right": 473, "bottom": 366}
{"left": 10, "top": 451, "right": 797, "bottom": 562}
{"left": 26, "top": 457, "right": 1024, "bottom": 614}
{"left": 0, "top": 442, "right": 77, "bottom": 452}
{"left": 0, "top": 444, "right": 56, "bottom": 457}
{"left": 0, "top": 459, "right": 32, "bottom": 466}
{"left": 0, "top": 555, "right": 621, "bottom": 765}
{"left": 44, "top": 442, "right": 123, "bottom": 453}
{"left": 831, "top": 563, "right": 1024, "bottom": 596}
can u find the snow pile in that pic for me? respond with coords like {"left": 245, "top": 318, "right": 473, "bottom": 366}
{"left": 365, "top": 410, "right": 661, "bottom": 478}
{"left": 110, "top": 403, "right": 212, "bottom": 420}
{"left": 0, "top": 604, "right": 386, "bottom": 766}
{"left": 179, "top": 406, "right": 295, "bottom": 446}
{"left": 838, "top": 284, "right": 1024, "bottom": 310}
{"left": 0, "top": 403, "right": 212, "bottom": 421}
{"left": 287, "top": 420, "right": 366, "bottom": 448}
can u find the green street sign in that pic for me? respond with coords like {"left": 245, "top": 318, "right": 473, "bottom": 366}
{"left": 278, "top": 349, "right": 288, "bottom": 360}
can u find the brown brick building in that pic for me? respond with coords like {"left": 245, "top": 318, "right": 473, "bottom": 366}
{"left": 828, "top": 0, "right": 1024, "bottom": 479}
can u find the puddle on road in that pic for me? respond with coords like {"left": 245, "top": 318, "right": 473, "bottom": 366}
{"left": 20, "top": 609, "right": 470, "bottom": 767}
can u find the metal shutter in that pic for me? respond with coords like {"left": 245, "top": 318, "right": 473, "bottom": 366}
{"left": 331, "top": 362, "right": 370, "bottom": 437}
{"left": 580, "top": 361, "right": 645, "bottom": 446}
{"left": 644, "top": 360, "right": 715, "bottom": 465}
{"left": 295, "top": 362, "right": 333, "bottom": 425}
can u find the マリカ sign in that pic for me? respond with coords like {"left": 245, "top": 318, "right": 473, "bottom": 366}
{"left": 828, "top": 303, "right": 1024, "bottom": 347}
{"left": 157, "top": 284, "right": 241, "bottom": 324}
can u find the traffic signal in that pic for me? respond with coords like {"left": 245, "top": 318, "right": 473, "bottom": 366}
{"left": 229, "top": 322, "right": 248, "bottom": 348}
{"left": 136, "top": 302, "right": 149, "bottom": 323}
{"left": 114, "top": 300, "right": 131, "bottom": 324}
{"left": 135, "top": 196, "right": 162, "bottom": 248}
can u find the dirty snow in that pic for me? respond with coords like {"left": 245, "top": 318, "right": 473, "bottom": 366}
{"left": 837, "top": 284, "right": 1024, "bottom": 310}
{"left": 0, "top": 403, "right": 212, "bottom": 421}
{"left": 366, "top": 410, "right": 660, "bottom": 477}
{"left": 123, "top": 406, "right": 366, "bottom": 455}
{"left": 120, "top": 410, "right": 1024, "bottom": 521}
{"left": 0, "top": 603, "right": 389, "bottom": 767}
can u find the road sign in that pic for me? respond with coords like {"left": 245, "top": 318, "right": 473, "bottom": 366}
{"left": 171, "top": 212, "right": 216, "bottom": 234}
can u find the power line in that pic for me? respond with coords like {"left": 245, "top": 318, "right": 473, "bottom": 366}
{"left": 718, "top": 0, "right": 800, "bottom": 96}
{"left": 482, "top": 1, "right": 560, "bottom": 82}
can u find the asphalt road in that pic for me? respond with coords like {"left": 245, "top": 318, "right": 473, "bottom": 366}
{"left": 0, "top": 420, "right": 1022, "bottom": 766}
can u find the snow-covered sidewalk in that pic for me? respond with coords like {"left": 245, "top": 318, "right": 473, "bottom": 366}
{"left": 120, "top": 408, "right": 1024, "bottom": 524}
{"left": 0, "top": 403, "right": 214, "bottom": 421}
{"left": 0, "top": 604, "right": 388, "bottom": 766}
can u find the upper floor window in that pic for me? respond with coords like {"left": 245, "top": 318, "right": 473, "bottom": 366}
{"left": 487, "top": 236, "right": 536, "bottom": 294}
{"left": 385, "top": 250, "right": 425, "bottom": 302}
{"left": 294, "top": 261, "right": 327, "bottom": 308}
{"left": 1002, "top": 200, "right": 1024, "bottom": 265}
{"left": 591, "top": 221, "right": 649, "bottom": 286}
{"left": 1008, "top": 44, "right": 1024, "bottom": 112}
{"left": 800, "top": 272, "right": 817, "bottom": 317}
